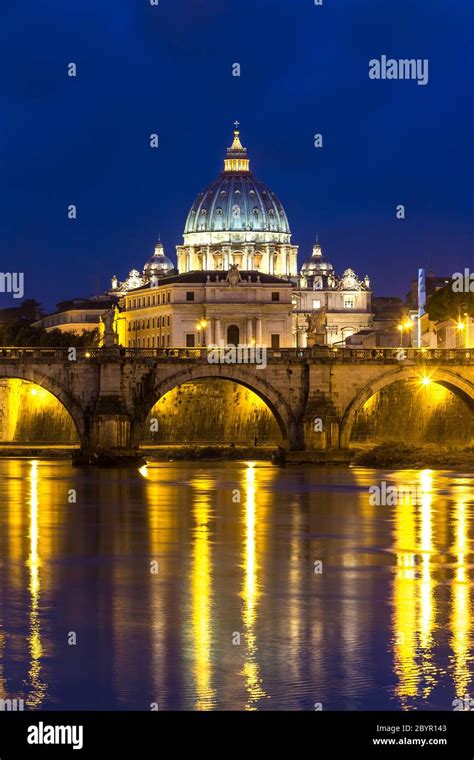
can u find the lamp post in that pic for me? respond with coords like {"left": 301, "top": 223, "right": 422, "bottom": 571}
{"left": 398, "top": 324, "right": 404, "bottom": 346}
{"left": 456, "top": 309, "right": 469, "bottom": 349}
{"left": 398, "top": 318, "right": 413, "bottom": 347}
{"left": 195, "top": 319, "right": 208, "bottom": 347}
{"left": 460, "top": 303, "right": 470, "bottom": 349}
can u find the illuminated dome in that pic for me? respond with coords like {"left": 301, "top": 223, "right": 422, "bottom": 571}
{"left": 183, "top": 127, "right": 291, "bottom": 244}
{"left": 301, "top": 241, "right": 334, "bottom": 277}
{"left": 143, "top": 242, "right": 175, "bottom": 279}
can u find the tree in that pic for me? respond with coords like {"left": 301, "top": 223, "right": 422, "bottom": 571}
{"left": 0, "top": 321, "right": 99, "bottom": 347}
{"left": 426, "top": 284, "right": 474, "bottom": 323}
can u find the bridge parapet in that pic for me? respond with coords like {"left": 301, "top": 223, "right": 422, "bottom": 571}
{"left": 0, "top": 346, "right": 472, "bottom": 366}
{"left": 0, "top": 347, "right": 100, "bottom": 362}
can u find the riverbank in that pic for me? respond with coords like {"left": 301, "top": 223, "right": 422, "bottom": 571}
{"left": 0, "top": 447, "right": 76, "bottom": 458}
{"left": 0, "top": 443, "right": 471, "bottom": 470}
{"left": 352, "top": 442, "right": 474, "bottom": 470}
{"left": 141, "top": 445, "right": 354, "bottom": 465}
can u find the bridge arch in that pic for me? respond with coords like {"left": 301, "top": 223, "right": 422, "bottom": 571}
{"left": 132, "top": 364, "right": 302, "bottom": 449}
{"left": 0, "top": 367, "right": 86, "bottom": 444}
{"left": 340, "top": 366, "right": 474, "bottom": 447}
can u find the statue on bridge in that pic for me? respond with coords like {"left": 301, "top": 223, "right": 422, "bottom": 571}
{"left": 101, "top": 308, "right": 117, "bottom": 348}
{"left": 306, "top": 306, "right": 327, "bottom": 347}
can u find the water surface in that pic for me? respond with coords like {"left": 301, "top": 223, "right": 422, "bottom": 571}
{"left": 0, "top": 459, "right": 472, "bottom": 710}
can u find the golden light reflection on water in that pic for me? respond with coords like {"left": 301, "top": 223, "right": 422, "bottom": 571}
{"left": 0, "top": 458, "right": 473, "bottom": 710}
{"left": 393, "top": 470, "right": 438, "bottom": 704}
{"left": 191, "top": 477, "right": 216, "bottom": 710}
{"left": 26, "top": 460, "right": 47, "bottom": 708}
{"left": 450, "top": 482, "right": 471, "bottom": 697}
{"left": 240, "top": 462, "right": 267, "bottom": 709}
{"left": 393, "top": 481, "right": 418, "bottom": 703}
{"left": 391, "top": 469, "right": 473, "bottom": 707}
{"left": 417, "top": 471, "right": 437, "bottom": 697}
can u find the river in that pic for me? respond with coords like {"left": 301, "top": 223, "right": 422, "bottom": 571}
{"left": 0, "top": 459, "right": 472, "bottom": 711}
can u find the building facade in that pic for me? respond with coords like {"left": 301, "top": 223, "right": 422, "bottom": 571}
{"left": 119, "top": 269, "right": 293, "bottom": 349}
{"left": 35, "top": 127, "right": 375, "bottom": 349}
{"left": 32, "top": 297, "right": 113, "bottom": 335}
{"left": 292, "top": 241, "right": 372, "bottom": 346}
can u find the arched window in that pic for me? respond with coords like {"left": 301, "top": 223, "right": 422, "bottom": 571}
{"left": 227, "top": 325, "right": 240, "bottom": 346}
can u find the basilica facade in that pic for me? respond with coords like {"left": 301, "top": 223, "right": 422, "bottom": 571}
{"left": 38, "top": 127, "right": 374, "bottom": 348}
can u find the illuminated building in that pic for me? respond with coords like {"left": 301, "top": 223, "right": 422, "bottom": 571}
{"left": 120, "top": 269, "right": 292, "bottom": 349}
{"left": 293, "top": 240, "right": 373, "bottom": 346}
{"left": 35, "top": 126, "right": 374, "bottom": 348}
{"left": 115, "top": 127, "right": 373, "bottom": 348}
{"left": 32, "top": 296, "right": 114, "bottom": 335}
{"left": 177, "top": 126, "right": 298, "bottom": 277}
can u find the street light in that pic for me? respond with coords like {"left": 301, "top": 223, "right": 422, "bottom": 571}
{"left": 398, "top": 318, "right": 413, "bottom": 346}
{"left": 456, "top": 313, "right": 468, "bottom": 348}
{"left": 464, "top": 311, "right": 471, "bottom": 349}
{"left": 195, "top": 319, "right": 208, "bottom": 347}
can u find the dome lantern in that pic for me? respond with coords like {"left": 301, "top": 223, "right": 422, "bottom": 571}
{"left": 224, "top": 122, "right": 250, "bottom": 173}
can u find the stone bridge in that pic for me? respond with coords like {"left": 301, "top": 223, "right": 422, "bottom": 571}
{"left": 0, "top": 346, "right": 472, "bottom": 453}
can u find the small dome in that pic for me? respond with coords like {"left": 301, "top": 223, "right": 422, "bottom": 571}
{"left": 301, "top": 242, "right": 333, "bottom": 276}
{"left": 143, "top": 243, "right": 175, "bottom": 278}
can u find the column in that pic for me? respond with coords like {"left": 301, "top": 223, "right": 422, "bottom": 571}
{"left": 247, "top": 317, "right": 253, "bottom": 344}
{"left": 256, "top": 318, "right": 263, "bottom": 345}
{"left": 264, "top": 246, "right": 271, "bottom": 274}
{"left": 215, "top": 319, "right": 222, "bottom": 345}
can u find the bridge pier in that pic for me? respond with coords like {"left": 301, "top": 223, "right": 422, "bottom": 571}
{"left": 80, "top": 349, "right": 140, "bottom": 462}
{"left": 303, "top": 391, "right": 341, "bottom": 450}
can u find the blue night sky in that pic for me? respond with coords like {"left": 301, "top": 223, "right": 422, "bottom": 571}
{"left": 1, "top": 0, "right": 473, "bottom": 310}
